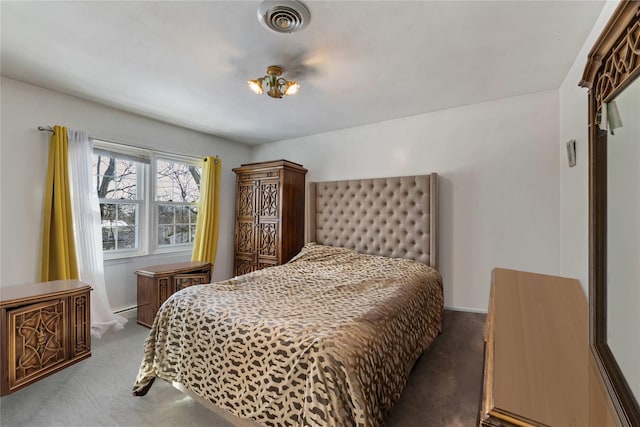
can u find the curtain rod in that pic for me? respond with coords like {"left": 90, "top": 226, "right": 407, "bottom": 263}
{"left": 37, "top": 125, "right": 219, "bottom": 162}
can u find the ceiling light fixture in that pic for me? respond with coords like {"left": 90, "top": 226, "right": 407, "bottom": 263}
{"left": 248, "top": 65, "right": 300, "bottom": 99}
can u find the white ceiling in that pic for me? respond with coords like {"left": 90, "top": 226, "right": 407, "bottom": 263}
{"left": 1, "top": 1, "right": 604, "bottom": 145}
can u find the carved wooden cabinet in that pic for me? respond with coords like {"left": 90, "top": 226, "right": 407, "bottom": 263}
{"left": 135, "top": 261, "right": 211, "bottom": 328}
{"left": 0, "top": 280, "right": 91, "bottom": 396}
{"left": 233, "top": 160, "right": 307, "bottom": 276}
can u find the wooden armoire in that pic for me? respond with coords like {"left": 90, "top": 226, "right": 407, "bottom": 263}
{"left": 232, "top": 160, "right": 307, "bottom": 276}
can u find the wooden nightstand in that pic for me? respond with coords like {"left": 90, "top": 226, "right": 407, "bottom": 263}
{"left": 135, "top": 261, "right": 211, "bottom": 328}
{"left": 0, "top": 280, "right": 92, "bottom": 396}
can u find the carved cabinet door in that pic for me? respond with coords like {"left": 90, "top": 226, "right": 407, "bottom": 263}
{"left": 234, "top": 178, "right": 258, "bottom": 275}
{"left": 8, "top": 300, "right": 68, "bottom": 390}
{"left": 234, "top": 176, "right": 282, "bottom": 275}
{"left": 255, "top": 177, "right": 281, "bottom": 269}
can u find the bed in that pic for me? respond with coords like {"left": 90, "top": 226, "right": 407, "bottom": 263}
{"left": 133, "top": 174, "right": 443, "bottom": 427}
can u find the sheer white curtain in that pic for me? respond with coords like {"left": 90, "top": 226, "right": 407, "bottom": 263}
{"left": 67, "top": 129, "right": 127, "bottom": 338}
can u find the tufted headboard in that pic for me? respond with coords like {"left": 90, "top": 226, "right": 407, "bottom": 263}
{"left": 305, "top": 174, "right": 438, "bottom": 269}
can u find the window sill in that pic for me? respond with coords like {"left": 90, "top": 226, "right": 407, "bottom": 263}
{"left": 103, "top": 248, "right": 192, "bottom": 266}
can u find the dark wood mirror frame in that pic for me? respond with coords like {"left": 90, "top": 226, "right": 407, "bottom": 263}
{"left": 579, "top": 1, "right": 640, "bottom": 426}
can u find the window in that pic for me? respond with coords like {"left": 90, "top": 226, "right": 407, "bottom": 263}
{"left": 93, "top": 152, "right": 144, "bottom": 253}
{"left": 92, "top": 140, "right": 202, "bottom": 259}
{"left": 154, "top": 158, "right": 201, "bottom": 248}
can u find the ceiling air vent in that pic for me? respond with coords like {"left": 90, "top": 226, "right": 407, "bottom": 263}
{"left": 257, "top": 0, "right": 310, "bottom": 34}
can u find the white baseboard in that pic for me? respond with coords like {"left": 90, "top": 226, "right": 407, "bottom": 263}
{"left": 114, "top": 306, "right": 138, "bottom": 320}
{"left": 444, "top": 305, "right": 488, "bottom": 314}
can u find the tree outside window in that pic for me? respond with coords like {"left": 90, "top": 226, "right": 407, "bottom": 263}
{"left": 155, "top": 159, "right": 201, "bottom": 248}
{"left": 92, "top": 141, "right": 202, "bottom": 258}
{"left": 93, "top": 154, "right": 141, "bottom": 251}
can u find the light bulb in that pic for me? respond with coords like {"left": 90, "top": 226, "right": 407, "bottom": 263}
{"left": 284, "top": 81, "right": 300, "bottom": 96}
{"left": 248, "top": 79, "right": 263, "bottom": 94}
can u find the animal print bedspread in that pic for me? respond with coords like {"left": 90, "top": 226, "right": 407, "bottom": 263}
{"left": 133, "top": 243, "right": 443, "bottom": 426}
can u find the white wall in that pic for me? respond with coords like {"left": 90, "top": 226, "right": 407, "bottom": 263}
{"left": 252, "top": 90, "right": 561, "bottom": 311}
{"left": 2, "top": 0, "right": 619, "bottom": 314}
{"left": 0, "top": 77, "right": 251, "bottom": 311}
{"left": 559, "top": 1, "right": 619, "bottom": 294}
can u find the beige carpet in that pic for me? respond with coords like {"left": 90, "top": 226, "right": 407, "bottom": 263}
{"left": 0, "top": 310, "right": 485, "bottom": 427}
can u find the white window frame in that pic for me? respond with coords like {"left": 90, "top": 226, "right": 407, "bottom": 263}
{"left": 150, "top": 152, "right": 202, "bottom": 255}
{"left": 92, "top": 139, "right": 201, "bottom": 260}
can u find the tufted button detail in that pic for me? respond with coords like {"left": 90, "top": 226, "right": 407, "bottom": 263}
{"left": 313, "top": 175, "right": 432, "bottom": 264}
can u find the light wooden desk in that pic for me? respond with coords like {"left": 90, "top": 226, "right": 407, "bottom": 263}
{"left": 480, "top": 268, "right": 619, "bottom": 426}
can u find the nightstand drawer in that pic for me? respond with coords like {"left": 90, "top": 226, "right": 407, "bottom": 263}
{"left": 174, "top": 273, "right": 210, "bottom": 292}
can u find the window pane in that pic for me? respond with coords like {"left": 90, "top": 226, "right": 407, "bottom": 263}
{"left": 158, "top": 204, "right": 174, "bottom": 225}
{"left": 102, "top": 225, "right": 115, "bottom": 251}
{"left": 94, "top": 156, "right": 116, "bottom": 198}
{"left": 93, "top": 154, "right": 138, "bottom": 200}
{"left": 100, "top": 203, "right": 116, "bottom": 222}
{"left": 157, "top": 203, "right": 198, "bottom": 248}
{"left": 175, "top": 225, "right": 189, "bottom": 243}
{"left": 113, "top": 169, "right": 137, "bottom": 200}
{"left": 99, "top": 202, "right": 137, "bottom": 251}
{"left": 190, "top": 225, "right": 197, "bottom": 242}
{"left": 156, "top": 159, "right": 201, "bottom": 202}
{"left": 176, "top": 206, "right": 189, "bottom": 224}
{"left": 158, "top": 225, "right": 174, "bottom": 246}
{"left": 118, "top": 204, "right": 136, "bottom": 225}
{"left": 116, "top": 227, "right": 136, "bottom": 249}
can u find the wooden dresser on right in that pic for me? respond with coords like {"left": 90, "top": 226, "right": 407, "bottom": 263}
{"left": 232, "top": 160, "right": 307, "bottom": 277}
{"left": 480, "top": 268, "right": 619, "bottom": 426}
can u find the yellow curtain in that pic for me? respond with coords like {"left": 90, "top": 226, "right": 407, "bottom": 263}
{"left": 40, "top": 125, "right": 79, "bottom": 281}
{"left": 192, "top": 156, "right": 222, "bottom": 266}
